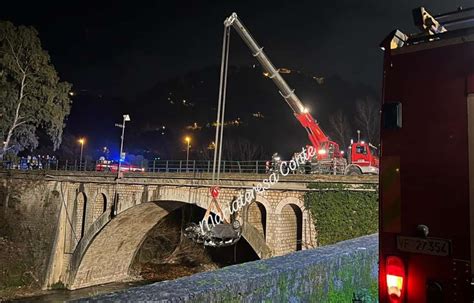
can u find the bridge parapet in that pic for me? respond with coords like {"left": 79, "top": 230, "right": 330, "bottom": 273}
{"left": 76, "top": 234, "right": 378, "bottom": 302}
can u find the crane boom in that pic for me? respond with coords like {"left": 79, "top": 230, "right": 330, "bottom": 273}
{"left": 224, "top": 13, "right": 304, "bottom": 114}
{"left": 224, "top": 13, "right": 333, "bottom": 153}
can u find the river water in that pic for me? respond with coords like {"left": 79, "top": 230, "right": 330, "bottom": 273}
{"left": 10, "top": 280, "right": 153, "bottom": 302}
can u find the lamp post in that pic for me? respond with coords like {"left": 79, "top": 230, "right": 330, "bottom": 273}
{"left": 185, "top": 136, "right": 191, "bottom": 172}
{"left": 78, "top": 138, "right": 85, "bottom": 170}
{"left": 115, "top": 114, "right": 131, "bottom": 178}
{"left": 112, "top": 114, "right": 130, "bottom": 218}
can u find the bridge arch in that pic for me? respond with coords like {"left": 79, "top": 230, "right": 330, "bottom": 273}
{"left": 275, "top": 197, "right": 305, "bottom": 254}
{"left": 74, "top": 191, "right": 88, "bottom": 239}
{"left": 69, "top": 187, "right": 272, "bottom": 289}
{"left": 70, "top": 201, "right": 182, "bottom": 289}
{"left": 91, "top": 192, "right": 108, "bottom": 223}
{"left": 275, "top": 196, "right": 305, "bottom": 214}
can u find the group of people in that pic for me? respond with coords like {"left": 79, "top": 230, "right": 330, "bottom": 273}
{"left": 3, "top": 154, "right": 58, "bottom": 170}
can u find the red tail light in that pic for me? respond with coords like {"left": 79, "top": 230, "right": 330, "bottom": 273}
{"left": 386, "top": 256, "right": 405, "bottom": 302}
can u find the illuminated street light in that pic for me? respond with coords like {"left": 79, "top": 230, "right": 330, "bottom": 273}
{"left": 78, "top": 138, "right": 85, "bottom": 170}
{"left": 185, "top": 136, "right": 191, "bottom": 172}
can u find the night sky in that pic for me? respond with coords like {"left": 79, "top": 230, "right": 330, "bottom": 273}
{"left": 2, "top": 1, "right": 473, "bottom": 159}
{"left": 4, "top": 1, "right": 471, "bottom": 96}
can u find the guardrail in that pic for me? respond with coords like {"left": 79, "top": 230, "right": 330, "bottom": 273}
{"left": 0, "top": 159, "right": 270, "bottom": 174}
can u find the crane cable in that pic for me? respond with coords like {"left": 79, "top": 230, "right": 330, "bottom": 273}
{"left": 196, "top": 25, "right": 232, "bottom": 225}
{"left": 212, "top": 25, "right": 231, "bottom": 183}
{"left": 183, "top": 23, "right": 240, "bottom": 247}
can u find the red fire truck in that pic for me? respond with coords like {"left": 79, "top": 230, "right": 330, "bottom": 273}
{"left": 379, "top": 6, "right": 474, "bottom": 302}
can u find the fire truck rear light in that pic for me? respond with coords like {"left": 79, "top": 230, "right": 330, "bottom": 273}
{"left": 387, "top": 274, "right": 403, "bottom": 297}
{"left": 386, "top": 256, "right": 405, "bottom": 301}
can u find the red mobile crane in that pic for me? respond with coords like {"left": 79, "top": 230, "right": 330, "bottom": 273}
{"left": 379, "top": 6, "right": 474, "bottom": 302}
{"left": 224, "top": 13, "right": 379, "bottom": 175}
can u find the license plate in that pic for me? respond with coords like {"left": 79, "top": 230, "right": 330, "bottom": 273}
{"left": 397, "top": 236, "right": 450, "bottom": 256}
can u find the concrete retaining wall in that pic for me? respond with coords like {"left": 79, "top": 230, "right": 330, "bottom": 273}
{"left": 78, "top": 234, "right": 378, "bottom": 302}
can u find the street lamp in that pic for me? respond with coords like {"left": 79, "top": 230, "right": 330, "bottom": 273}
{"left": 185, "top": 136, "right": 191, "bottom": 172}
{"left": 78, "top": 138, "right": 85, "bottom": 170}
{"left": 115, "top": 114, "right": 131, "bottom": 178}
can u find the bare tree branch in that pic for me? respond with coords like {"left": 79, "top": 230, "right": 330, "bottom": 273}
{"left": 355, "top": 96, "right": 380, "bottom": 145}
{"left": 329, "top": 110, "right": 351, "bottom": 149}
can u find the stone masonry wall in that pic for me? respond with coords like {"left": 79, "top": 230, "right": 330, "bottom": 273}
{"left": 246, "top": 202, "right": 265, "bottom": 238}
{"left": 278, "top": 204, "right": 299, "bottom": 254}
{"left": 78, "top": 234, "right": 378, "bottom": 302}
{"left": 0, "top": 175, "right": 62, "bottom": 291}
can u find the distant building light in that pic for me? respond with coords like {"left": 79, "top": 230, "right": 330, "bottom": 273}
{"left": 69, "top": 91, "right": 75, "bottom": 96}
{"left": 186, "top": 122, "right": 202, "bottom": 131}
{"left": 252, "top": 112, "right": 265, "bottom": 118}
{"left": 263, "top": 72, "right": 270, "bottom": 77}
{"left": 279, "top": 68, "right": 291, "bottom": 74}
{"left": 312, "top": 76, "right": 325, "bottom": 84}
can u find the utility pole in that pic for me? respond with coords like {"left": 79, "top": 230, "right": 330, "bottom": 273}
{"left": 112, "top": 114, "right": 130, "bottom": 217}
{"left": 115, "top": 114, "right": 131, "bottom": 179}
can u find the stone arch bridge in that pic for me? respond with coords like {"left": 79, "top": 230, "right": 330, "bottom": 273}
{"left": 0, "top": 171, "right": 376, "bottom": 290}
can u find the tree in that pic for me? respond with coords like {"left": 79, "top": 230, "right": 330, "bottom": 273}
{"left": 196, "top": 142, "right": 215, "bottom": 161}
{"left": 0, "top": 21, "right": 72, "bottom": 158}
{"left": 355, "top": 96, "right": 380, "bottom": 145}
{"left": 223, "top": 137, "right": 263, "bottom": 161}
{"left": 329, "top": 110, "right": 351, "bottom": 150}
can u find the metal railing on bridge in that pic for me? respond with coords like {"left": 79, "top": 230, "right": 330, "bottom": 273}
{"left": 0, "top": 159, "right": 270, "bottom": 174}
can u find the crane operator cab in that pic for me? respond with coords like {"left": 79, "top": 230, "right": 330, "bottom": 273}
{"left": 346, "top": 141, "right": 379, "bottom": 175}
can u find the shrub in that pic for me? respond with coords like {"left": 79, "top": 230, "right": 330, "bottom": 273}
{"left": 304, "top": 183, "right": 378, "bottom": 246}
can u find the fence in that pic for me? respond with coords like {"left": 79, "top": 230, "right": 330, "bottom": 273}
{"left": 0, "top": 159, "right": 270, "bottom": 174}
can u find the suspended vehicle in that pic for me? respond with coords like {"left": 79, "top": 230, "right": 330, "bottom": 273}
{"left": 184, "top": 219, "right": 242, "bottom": 247}
{"left": 184, "top": 186, "right": 242, "bottom": 248}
